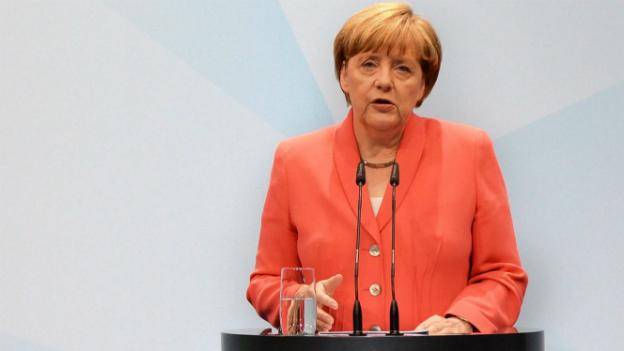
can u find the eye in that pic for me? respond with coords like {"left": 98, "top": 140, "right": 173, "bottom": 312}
{"left": 396, "top": 65, "right": 412, "bottom": 73}
{"left": 361, "top": 60, "right": 377, "bottom": 70}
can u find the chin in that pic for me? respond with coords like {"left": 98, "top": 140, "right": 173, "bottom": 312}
{"left": 364, "top": 112, "right": 403, "bottom": 131}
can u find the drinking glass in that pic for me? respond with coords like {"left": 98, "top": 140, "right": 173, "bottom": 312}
{"left": 279, "top": 267, "right": 316, "bottom": 335}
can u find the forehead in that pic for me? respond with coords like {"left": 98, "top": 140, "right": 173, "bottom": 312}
{"left": 345, "top": 24, "right": 424, "bottom": 62}
{"left": 352, "top": 47, "right": 420, "bottom": 63}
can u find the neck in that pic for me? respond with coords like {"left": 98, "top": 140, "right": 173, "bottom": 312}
{"left": 353, "top": 120, "right": 405, "bottom": 163}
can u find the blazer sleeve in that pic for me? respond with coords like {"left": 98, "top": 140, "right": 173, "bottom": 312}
{"left": 246, "top": 143, "right": 300, "bottom": 327}
{"left": 445, "top": 130, "right": 528, "bottom": 333}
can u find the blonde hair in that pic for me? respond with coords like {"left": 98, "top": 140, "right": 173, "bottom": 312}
{"left": 333, "top": 3, "right": 442, "bottom": 107}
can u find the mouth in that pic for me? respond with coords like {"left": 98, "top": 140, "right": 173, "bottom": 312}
{"left": 370, "top": 98, "right": 395, "bottom": 111}
{"left": 371, "top": 98, "right": 394, "bottom": 105}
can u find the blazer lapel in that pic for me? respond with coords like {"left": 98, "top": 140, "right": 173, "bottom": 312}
{"left": 376, "top": 113, "right": 426, "bottom": 232}
{"left": 333, "top": 110, "right": 382, "bottom": 243}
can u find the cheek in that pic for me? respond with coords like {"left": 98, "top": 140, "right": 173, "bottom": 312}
{"left": 400, "top": 83, "right": 425, "bottom": 106}
{"left": 348, "top": 82, "right": 369, "bottom": 101}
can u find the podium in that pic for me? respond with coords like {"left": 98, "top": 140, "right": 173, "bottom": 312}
{"left": 222, "top": 328, "right": 544, "bottom": 351}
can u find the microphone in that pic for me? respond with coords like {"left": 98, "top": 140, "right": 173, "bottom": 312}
{"left": 351, "top": 161, "right": 366, "bottom": 336}
{"left": 388, "top": 162, "right": 402, "bottom": 335}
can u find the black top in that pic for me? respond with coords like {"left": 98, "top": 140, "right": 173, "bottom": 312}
{"left": 221, "top": 328, "right": 544, "bottom": 351}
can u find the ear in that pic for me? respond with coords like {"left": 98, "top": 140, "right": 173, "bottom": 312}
{"left": 339, "top": 61, "right": 350, "bottom": 94}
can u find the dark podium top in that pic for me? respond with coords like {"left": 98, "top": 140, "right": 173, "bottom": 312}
{"left": 222, "top": 328, "right": 544, "bottom": 351}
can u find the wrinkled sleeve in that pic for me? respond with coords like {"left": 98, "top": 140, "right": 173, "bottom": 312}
{"left": 246, "top": 143, "right": 300, "bottom": 327}
{"left": 445, "top": 130, "right": 528, "bottom": 333}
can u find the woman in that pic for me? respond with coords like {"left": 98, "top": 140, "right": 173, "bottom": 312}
{"left": 247, "top": 3, "right": 527, "bottom": 335}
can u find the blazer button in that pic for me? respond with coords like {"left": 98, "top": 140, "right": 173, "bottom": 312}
{"left": 369, "top": 324, "right": 382, "bottom": 331}
{"left": 369, "top": 283, "right": 381, "bottom": 296}
{"left": 369, "top": 244, "right": 380, "bottom": 257}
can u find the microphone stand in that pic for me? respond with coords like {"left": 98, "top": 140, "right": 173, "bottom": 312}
{"left": 388, "top": 162, "right": 402, "bottom": 335}
{"left": 351, "top": 161, "right": 366, "bottom": 336}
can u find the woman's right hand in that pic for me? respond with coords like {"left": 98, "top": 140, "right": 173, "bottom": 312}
{"left": 315, "top": 274, "right": 343, "bottom": 332}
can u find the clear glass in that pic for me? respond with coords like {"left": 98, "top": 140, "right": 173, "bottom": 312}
{"left": 279, "top": 267, "right": 316, "bottom": 335}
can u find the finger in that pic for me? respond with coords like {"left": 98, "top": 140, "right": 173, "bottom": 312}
{"left": 415, "top": 314, "right": 443, "bottom": 330}
{"left": 322, "top": 274, "right": 343, "bottom": 295}
{"left": 317, "top": 320, "right": 331, "bottom": 332}
{"left": 316, "top": 307, "right": 333, "bottom": 333}
{"left": 430, "top": 326, "right": 459, "bottom": 335}
{"left": 429, "top": 319, "right": 467, "bottom": 335}
{"left": 317, "top": 308, "right": 334, "bottom": 326}
{"left": 447, "top": 317, "right": 473, "bottom": 333}
{"left": 432, "top": 323, "right": 452, "bottom": 335}
{"left": 316, "top": 290, "right": 339, "bottom": 310}
{"left": 426, "top": 320, "right": 449, "bottom": 335}
{"left": 295, "top": 283, "right": 314, "bottom": 298}
{"left": 428, "top": 325, "right": 443, "bottom": 335}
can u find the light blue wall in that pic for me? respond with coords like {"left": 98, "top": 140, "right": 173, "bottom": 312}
{"left": 1, "top": 1, "right": 622, "bottom": 350}
{"left": 497, "top": 82, "right": 624, "bottom": 350}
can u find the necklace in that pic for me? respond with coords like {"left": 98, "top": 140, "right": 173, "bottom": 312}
{"left": 362, "top": 159, "right": 395, "bottom": 169}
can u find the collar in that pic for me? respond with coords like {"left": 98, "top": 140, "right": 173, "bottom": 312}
{"left": 333, "top": 109, "right": 427, "bottom": 242}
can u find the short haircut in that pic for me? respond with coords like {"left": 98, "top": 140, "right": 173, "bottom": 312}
{"left": 333, "top": 3, "right": 442, "bottom": 107}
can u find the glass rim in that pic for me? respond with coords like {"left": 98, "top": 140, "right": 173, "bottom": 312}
{"left": 280, "top": 266, "right": 315, "bottom": 272}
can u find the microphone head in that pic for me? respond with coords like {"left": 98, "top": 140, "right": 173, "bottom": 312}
{"left": 356, "top": 161, "right": 366, "bottom": 185}
{"left": 390, "top": 162, "right": 400, "bottom": 186}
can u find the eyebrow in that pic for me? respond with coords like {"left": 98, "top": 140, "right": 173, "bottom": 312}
{"left": 360, "top": 53, "right": 381, "bottom": 61}
{"left": 361, "top": 53, "right": 416, "bottom": 64}
{"left": 393, "top": 59, "right": 416, "bottom": 66}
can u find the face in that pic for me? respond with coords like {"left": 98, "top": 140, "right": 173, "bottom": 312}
{"left": 339, "top": 49, "right": 425, "bottom": 133}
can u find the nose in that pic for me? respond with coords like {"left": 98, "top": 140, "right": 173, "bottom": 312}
{"left": 374, "top": 66, "right": 393, "bottom": 92}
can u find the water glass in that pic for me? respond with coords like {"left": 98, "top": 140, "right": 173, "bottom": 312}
{"left": 279, "top": 267, "right": 316, "bottom": 335}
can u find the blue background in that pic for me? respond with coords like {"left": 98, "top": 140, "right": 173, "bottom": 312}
{"left": 1, "top": 1, "right": 622, "bottom": 350}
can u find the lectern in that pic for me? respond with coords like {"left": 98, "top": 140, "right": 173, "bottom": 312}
{"left": 222, "top": 328, "right": 544, "bottom": 351}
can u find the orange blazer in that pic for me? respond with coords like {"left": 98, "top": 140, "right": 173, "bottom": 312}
{"left": 247, "top": 111, "right": 527, "bottom": 333}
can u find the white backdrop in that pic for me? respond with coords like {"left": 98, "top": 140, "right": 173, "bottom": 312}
{"left": 1, "top": 1, "right": 623, "bottom": 350}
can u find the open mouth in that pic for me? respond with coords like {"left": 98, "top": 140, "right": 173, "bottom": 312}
{"left": 370, "top": 98, "right": 395, "bottom": 111}
{"left": 372, "top": 98, "right": 394, "bottom": 105}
